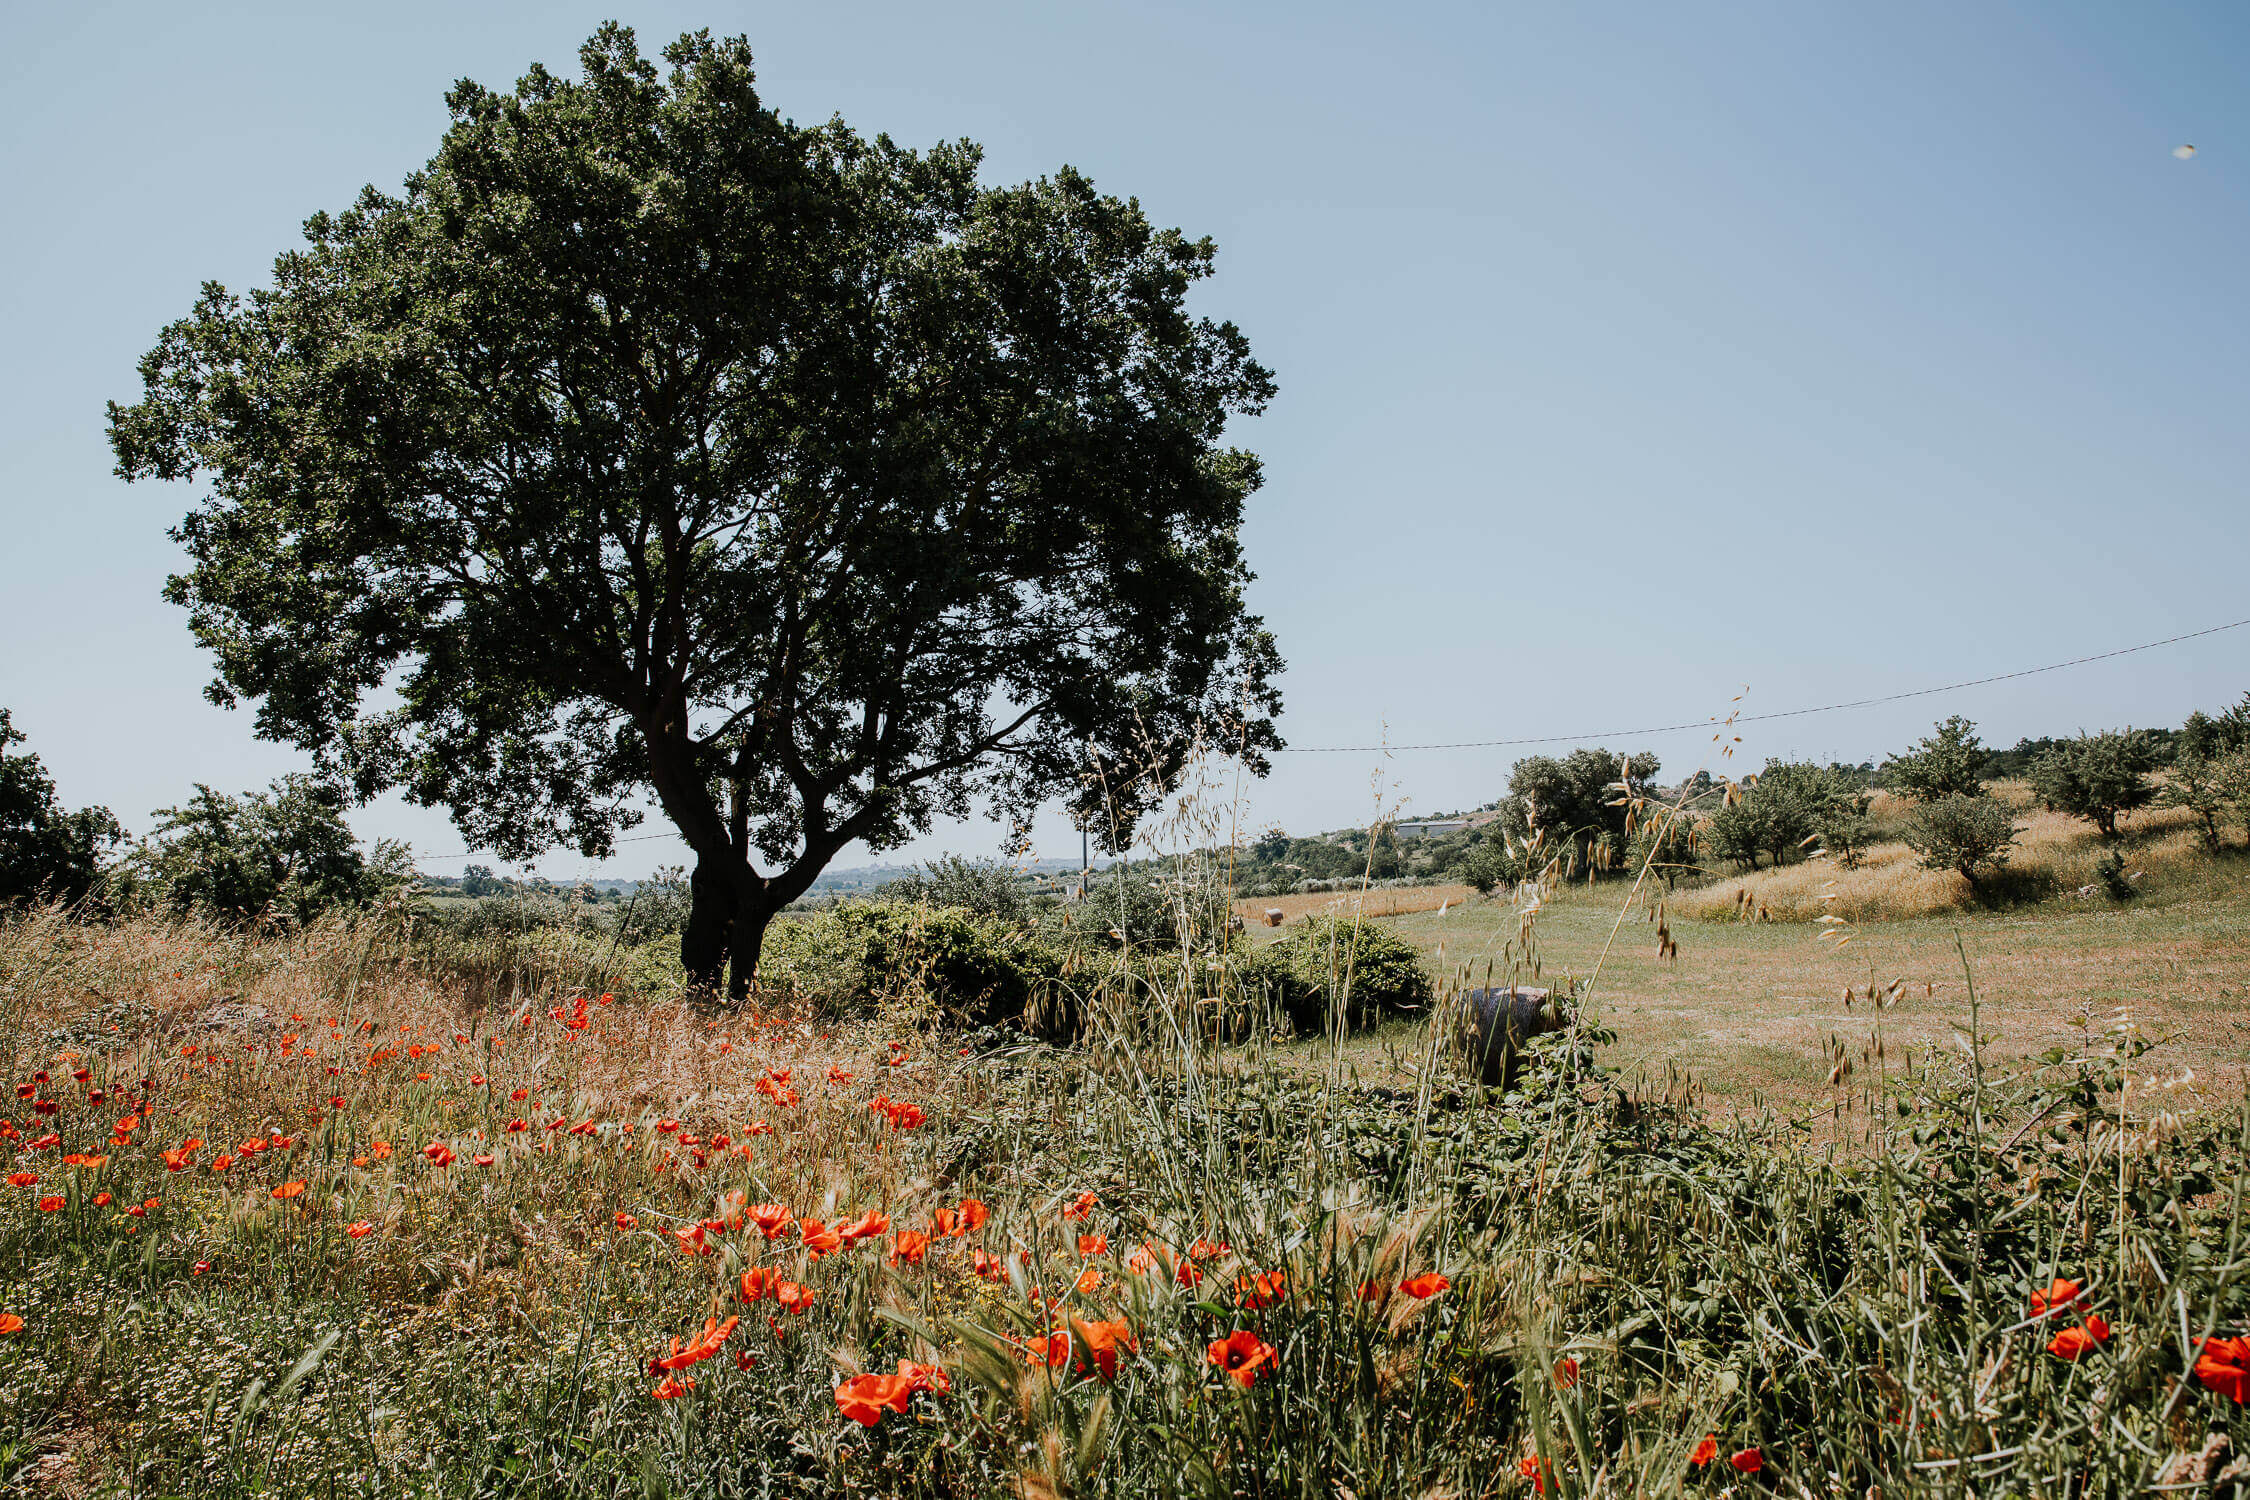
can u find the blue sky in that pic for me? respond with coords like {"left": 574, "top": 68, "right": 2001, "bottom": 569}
{"left": 4, "top": 1, "right": 2247, "bottom": 879}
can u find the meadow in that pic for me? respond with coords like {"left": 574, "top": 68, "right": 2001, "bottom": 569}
{"left": 7, "top": 838, "right": 2250, "bottom": 1497}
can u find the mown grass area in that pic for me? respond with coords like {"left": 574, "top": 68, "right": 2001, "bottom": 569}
{"left": 1285, "top": 859, "right": 2250, "bottom": 1110}
{"left": 8, "top": 902, "right": 2250, "bottom": 1496}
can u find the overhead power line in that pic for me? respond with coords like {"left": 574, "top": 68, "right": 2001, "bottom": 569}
{"left": 404, "top": 614, "right": 2250, "bottom": 858}
{"left": 1269, "top": 615, "right": 2250, "bottom": 754}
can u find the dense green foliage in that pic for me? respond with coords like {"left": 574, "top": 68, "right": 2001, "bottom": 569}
{"left": 1700, "top": 760, "right": 1870, "bottom": 871}
{"left": 1881, "top": 714, "right": 1987, "bottom": 802}
{"left": 125, "top": 776, "right": 411, "bottom": 926}
{"left": 108, "top": 25, "right": 1282, "bottom": 1000}
{"left": 1902, "top": 792, "right": 2018, "bottom": 888}
{"left": 1234, "top": 914, "right": 1433, "bottom": 1034}
{"left": 1495, "top": 748, "right": 1663, "bottom": 868}
{"left": 2028, "top": 730, "right": 2162, "bottom": 838}
{"left": 0, "top": 709, "right": 122, "bottom": 907}
{"left": 764, "top": 900, "right": 1067, "bottom": 1025}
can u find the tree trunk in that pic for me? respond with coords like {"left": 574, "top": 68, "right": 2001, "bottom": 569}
{"left": 680, "top": 856, "right": 736, "bottom": 997}
{"left": 726, "top": 888, "right": 775, "bottom": 1005}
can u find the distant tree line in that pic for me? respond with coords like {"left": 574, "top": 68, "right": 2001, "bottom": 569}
{"left": 1219, "top": 692, "right": 2250, "bottom": 900}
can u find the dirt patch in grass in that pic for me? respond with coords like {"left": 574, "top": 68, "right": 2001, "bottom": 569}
{"left": 1233, "top": 883, "right": 1475, "bottom": 927}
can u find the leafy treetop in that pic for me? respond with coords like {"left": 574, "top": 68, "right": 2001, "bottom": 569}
{"left": 107, "top": 27, "right": 1282, "bottom": 997}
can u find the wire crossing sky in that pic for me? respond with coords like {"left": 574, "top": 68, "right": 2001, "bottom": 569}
{"left": 3, "top": 1, "right": 2247, "bottom": 875}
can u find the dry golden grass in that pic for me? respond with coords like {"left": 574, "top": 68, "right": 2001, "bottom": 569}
{"left": 1231, "top": 883, "right": 1475, "bottom": 927}
{"left": 1673, "top": 794, "right": 2224, "bottom": 923}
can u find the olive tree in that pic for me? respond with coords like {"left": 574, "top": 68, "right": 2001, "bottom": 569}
{"left": 1903, "top": 794, "right": 2017, "bottom": 890}
{"left": 108, "top": 28, "right": 1283, "bottom": 999}
{"left": 2028, "top": 732, "right": 2159, "bottom": 839}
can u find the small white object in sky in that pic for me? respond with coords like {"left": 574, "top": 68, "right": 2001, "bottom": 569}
{"left": 2174, "top": 144, "right": 2198, "bottom": 159}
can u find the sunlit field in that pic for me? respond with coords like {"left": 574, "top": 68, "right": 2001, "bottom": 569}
{"left": 9, "top": 893, "right": 2250, "bottom": 1498}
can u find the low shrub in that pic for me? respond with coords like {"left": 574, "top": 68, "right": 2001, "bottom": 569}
{"left": 763, "top": 900, "right": 1064, "bottom": 1025}
{"left": 1235, "top": 914, "right": 1432, "bottom": 1035}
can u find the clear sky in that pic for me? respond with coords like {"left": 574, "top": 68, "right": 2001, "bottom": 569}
{"left": 4, "top": 1, "right": 2247, "bottom": 880}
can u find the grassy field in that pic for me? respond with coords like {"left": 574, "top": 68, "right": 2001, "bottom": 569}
{"left": 1260, "top": 803, "right": 2250, "bottom": 1110}
{"left": 8, "top": 876, "right": 2250, "bottom": 1494}
{"left": 1287, "top": 864, "right": 2250, "bottom": 1108}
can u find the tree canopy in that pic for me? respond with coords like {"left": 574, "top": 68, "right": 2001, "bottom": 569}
{"left": 2028, "top": 731, "right": 2159, "bottom": 839}
{"left": 1882, "top": 716, "right": 1986, "bottom": 802}
{"left": 126, "top": 775, "right": 411, "bottom": 926}
{"left": 0, "top": 709, "right": 124, "bottom": 907}
{"left": 108, "top": 27, "right": 1282, "bottom": 996}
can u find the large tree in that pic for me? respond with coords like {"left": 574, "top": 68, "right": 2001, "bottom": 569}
{"left": 0, "top": 709, "right": 125, "bottom": 907}
{"left": 108, "top": 27, "right": 1283, "bottom": 998}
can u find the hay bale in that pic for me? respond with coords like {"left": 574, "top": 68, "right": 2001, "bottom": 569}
{"left": 1452, "top": 986, "right": 1568, "bottom": 1088}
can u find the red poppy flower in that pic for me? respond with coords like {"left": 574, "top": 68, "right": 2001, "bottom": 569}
{"left": 1073, "top": 1267, "right": 1101, "bottom": 1294}
{"left": 1077, "top": 1233, "right": 1109, "bottom": 1257}
{"left": 0, "top": 1314, "right": 21, "bottom": 1334}
{"left": 1517, "top": 1456, "right": 1550, "bottom": 1493}
{"left": 5, "top": 1173, "right": 34, "bottom": 1188}
{"left": 36, "top": 1195, "right": 65, "bottom": 1211}
{"left": 834, "top": 1372, "right": 913, "bottom": 1426}
{"left": 775, "top": 1281, "right": 816, "bottom": 1314}
{"left": 1070, "top": 1317, "right": 1135, "bottom": 1381}
{"left": 747, "top": 1203, "right": 794, "bottom": 1238}
{"left": 510, "top": 1088, "right": 528, "bottom": 1102}
{"left": 1729, "top": 1448, "right": 1763, "bottom": 1474}
{"left": 1207, "top": 1330, "right": 1277, "bottom": 1388}
{"left": 651, "top": 1374, "right": 694, "bottom": 1399}
{"left": 1400, "top": 1272, "right": 1451, "bottom": 1299}
{"left": 650, "top": 1315, "right": 739, "bottom": 1373}
{"left": 422, "top": 1142, "right": 456, "bottom": 1167}
{"left": 347, "top": 1221, "right": 375, "bottom": 1238}
{"left": 1236, "top": 1270, "right": 1287, "bottom": 1310}
{"left": 1062, "top": 1191, "right": 1099, "bottom": 1222}
{"left": 673, "top": 1224, "right": 712, "bottom": 1257}
{"left": 209, "top": 1155, "right": 234, "bottom": 1173}
{"left": 2029, "top": 1278, "right": 2087, "bottom": 1318}
{"left": 2193, "top": 1335, "right": 2250, "bottom": 1407}
{"left": 957, "top": 1198, "right": 990, "bottom": 1233}
{"left": 272, "top": 1181, "right": 307, "bottom": 1200}
{"left": 890, "top": 1230, "right": 932, "bottom": 1266}
{"left": 799, "top": 1219, "right": 844, "bottom": 1256}
{"left": 838, "top": 1209, "right": 891, "bottom": 1242}
{"left": 1022, "top": 1330, "right": 1072, "bottom": 1369}
{"left": 971, "top": 1248, "right": 1010, "bottom": 1283}
{"left": 870, "top": 1360, "right": 936, "bottom": 1400}
{"left": 505, "top": 1119, "right": 529, "bottom": 1134}
{"left": 739, "top": 1267, "right": 779, "bottom": 1303}
{"left": 733, "top": 1349, "right": 755, "bottom": 1371}
{"left": 1689, "top": 1434, "right": 1718, "bottom": 1467}
{"left": 2048, "top": 1316, "right": 2111, "bottom": 1361}
{"left": 1355, "top": 1278, "right": 1386, "bottom": 1302}
{"left": 1555, "top": 1356, "right": 1580, "bottom": 1388}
